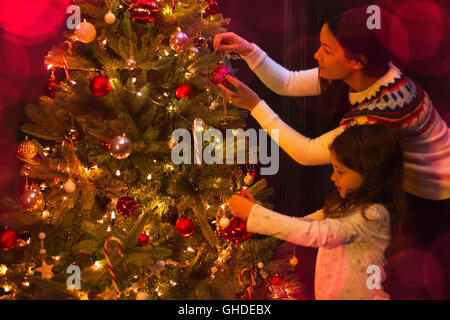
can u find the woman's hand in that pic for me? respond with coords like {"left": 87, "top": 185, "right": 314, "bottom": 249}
{"left": 213, "top": 32, "right": 255, "bottom": 56}
{"left": 228, "top": 189, "right": 256, "bottom": 220}
{"left": 218, "top": 75, "right": 261, "bottom": 112}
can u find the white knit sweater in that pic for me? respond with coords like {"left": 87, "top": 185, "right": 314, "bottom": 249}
{"left": 242, "top": 44, "right": 450, "bottom": 200}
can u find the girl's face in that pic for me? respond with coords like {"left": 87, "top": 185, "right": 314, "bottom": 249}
{"left": 330, "top": 150, "right": 364, "bottom": 199}
{"left": 314, "top": 23, "right": 361, "bottom": 80}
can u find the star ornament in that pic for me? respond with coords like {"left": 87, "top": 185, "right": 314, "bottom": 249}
{"left": 35, "top": 260, "right": 54, "bottom": 280}
{"left": 147, "top": 260, "right": 166, "bottom": 279}
{"left": 98, "top": 286, "right": 119, "bottom": 300}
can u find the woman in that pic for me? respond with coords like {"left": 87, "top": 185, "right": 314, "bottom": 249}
{"left": 215, "top": 7, "right": 450, "bottom": 298}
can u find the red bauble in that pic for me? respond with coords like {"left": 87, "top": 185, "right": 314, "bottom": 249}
{"left": 138, "top": 233, "right": 150, "bottom": 246}
{"left": 175, "top": 83, "right": 193, "bottom": 100}
{"left": 90, "top": 75, "right": 111, "bottom": 97}
{"left": 193, "top": 36, "right": 208, "bottom": 50}
{"left": 0, "top": 229, "right": 17, "bottom": 251}
{"left": 205, "top": 0, "right": 219, "bottom": 16}
{"left": 43, "top": 77, "right": 59, "bottom": 98}
{"left": 175, "top": 217, "right": 195, "bottom": 237}
{"left": 210, "top": 63, "right": 234, "bottom": 90}
{"left": 220, "top": 217, "right": 252, "bottom": 247}
{"left": 130, "top": 0, "right": 159, "bottom": 24}
{"left": 271, "top": 274, "right": 282, "bottom": 286}
{"left": 100, "top": 139, "right": 111, "bottom": 149}
{"left": 116, "top": 195, "right": 137, "bottom": 216}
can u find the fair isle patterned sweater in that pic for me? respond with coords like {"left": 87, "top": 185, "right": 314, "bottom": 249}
{"left": 242, "top": 44, "right": 450, "bottom": 200}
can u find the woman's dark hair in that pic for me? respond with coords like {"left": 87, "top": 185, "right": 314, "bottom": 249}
{"left": 319, "top": 6, "right": 392, "bottom": 107}
{"left": 326, "top": 7, "right": 391, "bottom": 78}
{"left": 323, "top": 124, "right": 407, "bottom": 255}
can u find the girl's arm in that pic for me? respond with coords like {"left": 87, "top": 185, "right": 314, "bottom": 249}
{"left": 251, "top": 100, "right": 344, "bottom": 166}
{"left": 242, "top": 44, "right": 321, "bottom": 97}
{"left": 247, "top": 204, "right": 389, "bottom": 249}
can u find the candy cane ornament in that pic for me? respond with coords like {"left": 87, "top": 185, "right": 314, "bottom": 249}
{"left": 192, "top": 118, "right": 204, "bottom": 165}
{"left": 239, "top": 268, "right": 256, "bottom": 300}
{"left": 104, "top": 237, "right": 124, "bottom": 298}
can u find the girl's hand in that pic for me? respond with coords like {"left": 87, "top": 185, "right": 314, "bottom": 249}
{"left": 228, "top": 189, "right": 256, "bottom": 220}
{"left": 218, "top": 75, "right": 261, "bottom": 112}
{"left": 213, "top": 32, "right": 255, "bottom": 56}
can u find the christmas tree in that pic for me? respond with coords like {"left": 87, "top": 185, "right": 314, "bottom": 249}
{"left": 0, "top": 0, "right": 282, "bottom": 300}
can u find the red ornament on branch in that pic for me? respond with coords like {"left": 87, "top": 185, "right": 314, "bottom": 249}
{"left": 116, "top": 196, "right": 137, "bottom": 216}
{"left": 138, "top": 233, "right": 150, "bottom": 246}
{"left": 43, "top": 76, "right": 59, "bottom": 98}
{"left": 90, "top": 75, "right": 111, "bottom": 97}
{"left": 0, "top": 228, "right": 17, "bottom": 251}
{"left": 175, "top": 217, "right": 195, "bottom": 237}
{"left": 220, "top": 217, "right": 252, "bottom": 247}
{"left": 175, "top": 83, "right": 193, "bottom": 99}
{"left": 271, "top": 274, "right": 282, "bottom": 286}
{"left": 130, "top": 0, "right": 159, "bottom": 24}
{"left": 210, "top": 63, "right": 236, "bottom": 92}
{"left": 205, "top": 0, "right": 219, "bottom": 16}
{"left": 100, "top": 139, "right": 111, "bottom": 149}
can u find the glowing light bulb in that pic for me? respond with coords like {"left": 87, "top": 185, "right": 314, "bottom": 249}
{"left": 0, "top": 265, "right": 7, "bottom": 275}
{"left": 93, "top": 261, "right": 103, "bottom": 270}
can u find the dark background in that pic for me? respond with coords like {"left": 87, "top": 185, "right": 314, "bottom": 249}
{"left": 1, "top": 0, "right": 449, "bottom": 299}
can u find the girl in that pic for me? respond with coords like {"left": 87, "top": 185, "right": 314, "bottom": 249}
{"left": 215, "top": 6, "right": 450, "bottom": 298}
{"left": 229, "top": 124, "right": 406, "bottom": 300}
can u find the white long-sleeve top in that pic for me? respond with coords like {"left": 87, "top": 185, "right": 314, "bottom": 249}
{"left": 247, "top": 203, "right": 391, "bottom": 300}
{"left": 241, "top": 44, "right": 450, "bottom": 200}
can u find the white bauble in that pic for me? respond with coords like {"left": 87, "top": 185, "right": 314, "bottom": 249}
{"left": 219, "top": 217, "right": 230, "bottom": 229}
{"left": 136, "top": 291, "right": 148, "bottom": 300}
{"left": 75, "top": 21, "right": 96, "bottom": 43}
{"left": 104, "top": 10, "right": 116, "bottom": 24}
{"left": 64, "top": 179, "right": 76, "bottom": 193}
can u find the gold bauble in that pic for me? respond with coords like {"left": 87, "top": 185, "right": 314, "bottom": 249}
{"left": 169, "top": 29, "right": 190, "bottom": 52}
{"left": 18, "top": 140, "right": 38, "bottom": 160}
{"left": 168, "top": 136, "right": 178, "bottom": 150}
{"left": 21, "top": 186, "right": 45, "bottom": 212}
{"left": 125, "top": 57, "right": 137, "bottom": 70}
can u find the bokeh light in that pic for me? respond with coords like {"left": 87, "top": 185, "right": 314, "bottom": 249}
{"left": 0, "top": 0, "right": 70, "bottom": 45}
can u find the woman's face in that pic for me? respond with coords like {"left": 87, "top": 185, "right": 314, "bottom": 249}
{"left": 314, "top": 23, "right": 360, "bottom": 80}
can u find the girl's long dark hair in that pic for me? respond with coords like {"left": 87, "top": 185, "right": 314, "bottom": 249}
{"left": 323, "top": 124, "right": 407, "bottom": 256}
